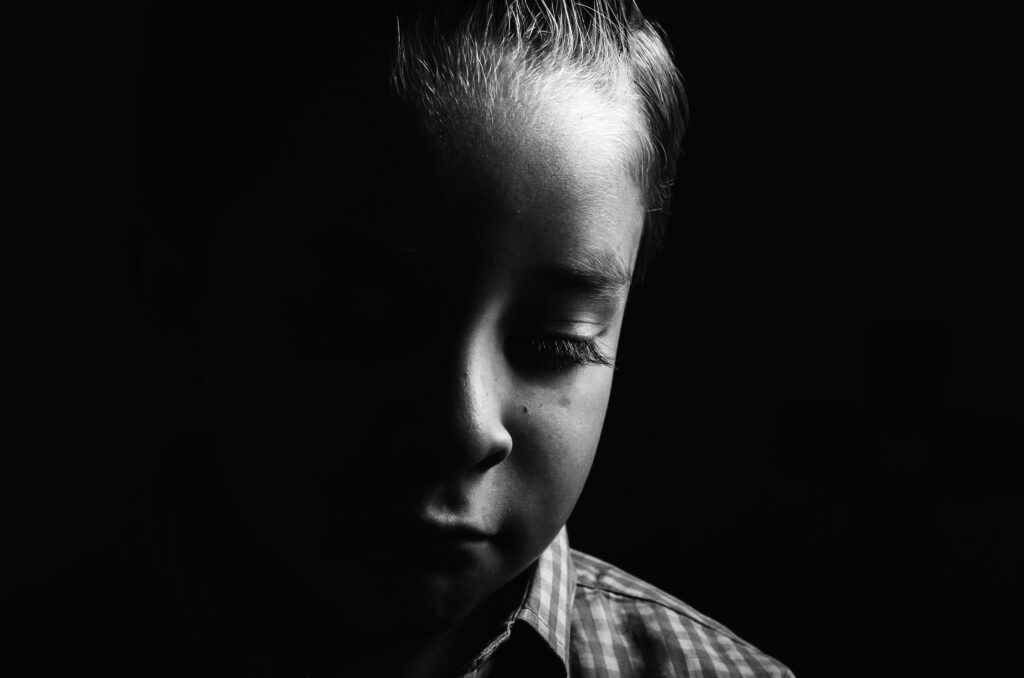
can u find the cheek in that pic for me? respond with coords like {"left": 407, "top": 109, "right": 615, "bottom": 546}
{"left": 507, "top": 369, "right": 615, "bottom": 513}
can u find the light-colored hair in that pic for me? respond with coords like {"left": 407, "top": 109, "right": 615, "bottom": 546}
{"left": 390, "top": 0, "right": 688, "bottom": 277}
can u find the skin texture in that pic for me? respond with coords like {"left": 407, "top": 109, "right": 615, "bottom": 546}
{"left": 199, "top": 79, "right": 645, "bottom": 674}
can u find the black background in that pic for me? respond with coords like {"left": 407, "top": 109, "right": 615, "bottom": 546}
{"left": 5, "top": 2, "right": 1021, "bottom": 676}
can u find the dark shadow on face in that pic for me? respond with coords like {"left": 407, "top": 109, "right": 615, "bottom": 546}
{"left": 199, "top": 83, "right": 644, "bottom": 642}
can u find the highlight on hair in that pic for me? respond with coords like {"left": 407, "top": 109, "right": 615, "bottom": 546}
{"left": 390, "top": 0, "right": 688, "bottom": 279}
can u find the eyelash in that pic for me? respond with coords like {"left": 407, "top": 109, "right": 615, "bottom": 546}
{"left": 509, "top": 335, "right": 614, "bottom": 372}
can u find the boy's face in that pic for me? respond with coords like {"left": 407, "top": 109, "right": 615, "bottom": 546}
{"left": 202, "top": 82, "right": 645, "bottom": 637}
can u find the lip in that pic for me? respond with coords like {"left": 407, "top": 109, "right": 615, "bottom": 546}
{"left": 324, "top": 505, "right": 495, "bottom": 565}
{"left": 416, "top": 521, "right": 492, "bottom": 541}
{"left": 405, "top": 508, "right": 496, "bottom": 544}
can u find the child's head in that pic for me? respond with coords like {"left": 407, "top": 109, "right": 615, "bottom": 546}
{"left": 391, "top": 0, "right": 687, "bottom": 277}
{"left": 199, "top": 0, "right": 686, "bottom": 643}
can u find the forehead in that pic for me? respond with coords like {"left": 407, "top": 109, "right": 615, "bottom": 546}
{"left": 433, "top": 73, "right": 641, "bottom": 190}
{"left": 409, "top": 78, "right": 646, "bottom": 272}
{"left": 270, "top": 77, "right": 647, "bottom": 303}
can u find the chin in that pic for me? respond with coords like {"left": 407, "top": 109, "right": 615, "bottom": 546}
{"left": 304, "top": 550, "right": 496, "bottom": 639}
{"left": 400, "top": 565, "right": 491, "bottom": 635}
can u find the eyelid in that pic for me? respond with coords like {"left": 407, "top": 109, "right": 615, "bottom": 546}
{"left": 543, "top": 320, "right": 609, "bottom": 338}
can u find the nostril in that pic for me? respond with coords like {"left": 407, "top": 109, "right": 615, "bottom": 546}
{"left": 473, "top": 441, "right": 511, "bottom": 472}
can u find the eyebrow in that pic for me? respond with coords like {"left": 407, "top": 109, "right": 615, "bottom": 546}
{"left": 536, "top": 248, "right": 634, "bottom": 301}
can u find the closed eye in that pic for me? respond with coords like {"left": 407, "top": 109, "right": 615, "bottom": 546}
{"left": 506, "top": 335, "right": 614, "bottom": 373}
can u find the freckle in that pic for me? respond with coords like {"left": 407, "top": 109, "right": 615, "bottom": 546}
{"left": 559, "top": 396, "right": 571, "bottom": 407}
{"left": 522, "top": 406, "right": 528, "bottom": 414}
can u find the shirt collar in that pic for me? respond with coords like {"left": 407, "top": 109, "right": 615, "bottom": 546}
{"left": 511, "top": 526, "right": 577, "bottom": 674}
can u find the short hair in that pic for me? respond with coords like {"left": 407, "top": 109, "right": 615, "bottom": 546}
{"left": 390, "top": 0, "right": 689, "bottom": 281}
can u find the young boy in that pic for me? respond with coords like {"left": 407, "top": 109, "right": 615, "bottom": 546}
{"left": 13, "top": 1, "right": 791, "bottom": 677}
{"left": 190, "top": 1, "right": 795, "bottom": 677}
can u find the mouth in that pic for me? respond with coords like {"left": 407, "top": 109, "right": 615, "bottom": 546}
{"left": 410, "top": 509, "right": 496, "bottom": 543}
{"left": 324, "top": 492, "right": 498, "bottom": 563}
{"left": 416, "top": 522, "right": 492, "bottom": 543}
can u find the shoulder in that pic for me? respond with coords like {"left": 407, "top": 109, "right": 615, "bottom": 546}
{"left": 569, "top": 549, "right": 794, "bottom": 678}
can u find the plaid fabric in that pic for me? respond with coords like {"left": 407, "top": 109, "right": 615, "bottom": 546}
{"left": 458, "top": 528, "right": 794, "bottom": 678}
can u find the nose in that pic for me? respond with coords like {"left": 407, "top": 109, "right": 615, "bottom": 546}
{"left": 427, "top": 329, "right": 514, "bottom": 474}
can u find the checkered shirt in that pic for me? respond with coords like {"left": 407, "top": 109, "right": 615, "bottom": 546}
{"left": 457, "top": 528, "right": 794, "bottom": 678}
